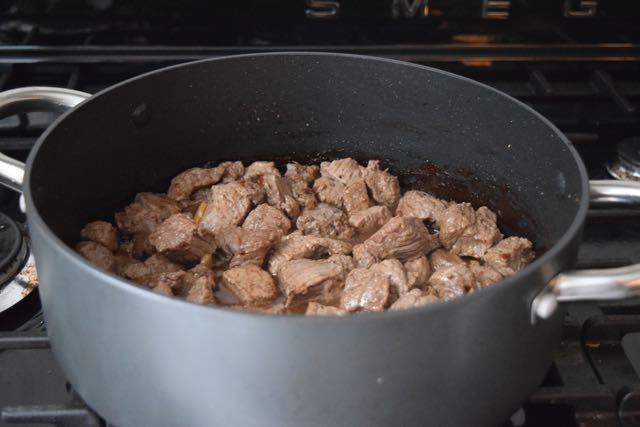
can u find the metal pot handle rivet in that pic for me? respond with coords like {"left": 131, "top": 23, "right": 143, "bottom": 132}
{"left": 531, "top": 180, "right": 640, "bottom": 324}
{"left": 0, "top": 87, "right": 91, "bottom": 194}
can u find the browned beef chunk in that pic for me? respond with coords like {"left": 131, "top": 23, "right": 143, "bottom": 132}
{"left": 115, "top": 193, "right": 180, "bottom": 237}
{"left": 482, "top": 237, "right": 534, "bottom": 276}
{"left": 285, "top": 162, "right": 320, "bottom": 210}
{"left": 340, "top": 267, "right": 390, "bottom": 312}
{"left": 326, "top": 254, "right": 356, "bottom": 272}
{"left": 245, "top": 161, "right": 280, "bottom": 179}
{"left": 76, "top": 241, "right": 116, "bottom": 272}
{"left": 428, "top": 264, "right": 475, "bottom": 300}
{"left": 364, "top": 216, "right": 440, "bottom": 261}
{"left": 191, "top": 188, "right": 212, "bottom": 202}
{"left": 197, "top": 182, "right": 253, "bottom": 237}
{"left": 80, "top": 221, "right": 119, "bottom": 252}
{"left": 140, "top": 271, "right": 185, "bottom": 290}
{"left": 179, "top": 264, "right": 217, "bottom": 296}
{"left": 313, "top": 177, "right": 344, "bottom": 209}
{"left": 285, "top": 162, "right": 319, "bottom": 184}
{"left": 113, "top": 252, "right": 138, "bottom": 276}
{"left": 152, "top": 282, "right": 174, "bottom": 296}
{"left": 390, "top": 288, "right": 438, "bottom": 311}
{"left": 364, "top": 160, "right": 401, "bottom": 211}
{"left": 343, "top": 179, "right": 369, "bottom": 214}
{"left": 167, "top": 167, "right": 224, "bottom": 201}
{"left": 306, "top": 302, "right": 348, "bottom": 316}
{"left": 268, "top": 232, "right": 352, "bottom": 274}
{"left": 320, "top": 158, "right": 364, "bottom": 184}
{"left": 468, "top": 260, "right": 503, "bottom": 288}
{"left": 122, "top": 253, "right": 182, "bottom": 281}
{"left": 242, "top": 204, "right": 291, "bottom": 239}
{"left": 260, "top": 173, "right": 300, "bottom": 219}
{"left": 296, "top": 203, "right": 354, "bottom": 241}
{"left": 396, "top": 191, "right": 449, "bottom": 223}
{"left": 148, "top": 213, "right": 215, "bottom": 264}
{"left": 404, "top": 255, "right": 432, "bottom": 289}
{"left": 233, "top": 303, "right": 286, "bottom": 314}
{"left": 219, "top": 161, "right": 245, "bottom": 182}
{"left": 128, "top": 233, "right": 156, "bottom": 259}
{"left": 349, "top": 206, "right": 392, "bottom": 241}
{"left": 352, "top": 243, "right": 377, "bottom": 268}
{"left": 222, "top": 265, "right": 277, "bottom": 305}
{"left": 277, "top": 259, "right": 345, "bottom": 307}
{"left": 429, "top": 249, "right": 464, "bottom": 270}
{"left": 437, "top": 203, "right": 502, "bottom": 258}
{"left": 216, "top": 227, "right": 278, "bottom": 268}
{"left": 186, "top": 276, "right": 216, "bottom": 304}
{"left": 370, "top": 259, "right": 409, "bottom": 300}
{"left": 244, "top": 179, "right": 267, "bottom": 205}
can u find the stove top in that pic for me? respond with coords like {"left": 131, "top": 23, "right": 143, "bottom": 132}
{"left": 1, "top": 0, "right": 640, "bottom": 426}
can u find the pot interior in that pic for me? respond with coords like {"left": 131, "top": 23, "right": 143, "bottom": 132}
{"left": 27, "top": 53, "right": 586, "bottom": 254}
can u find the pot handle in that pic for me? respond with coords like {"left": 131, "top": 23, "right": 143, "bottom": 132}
{"left": 0, "top": 87, "right": 91, "bottom": 193}
{"left": 531, "top": 179, "right": 640, "bottom": 323}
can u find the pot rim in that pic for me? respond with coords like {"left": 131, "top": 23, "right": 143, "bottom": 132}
{"left": 22, "top": 51, "right": 591, "bottom": 321}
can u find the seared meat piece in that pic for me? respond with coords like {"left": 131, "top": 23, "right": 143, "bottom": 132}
{"left": 149, "top": 213, "right": 215, "bottom": 264}
{"left": 167, "top": 167, "right": 224, "bottom": 201}
{"left": 268, "top": 232, "right": 352, "bottom": 274}
{"left": 371, "top": 259, "right": 409, "bottom": 300}
{"left": 343, "top": 179, "right": 369, "bottom": 214}
{"left": 396, "top": 191, "right": 449, "bottom": 223}
{"left": 296, "top": 203, "right": 354, "bottom": 241}
{"left": 76, "top": 241, "right": 116, "bottom": 272}
{"left": 122, "top": 253, "right": 182, "bottom": 281}
{"left": 219, "top": 161, "right": 245, "bottom": 182}
{"left": 326, "top": 254, "right": 356, "bottom": 272}
{"left": 313, "top": 177, "right": 344, "bottom": 209}
{"left": 482, "top": 237, "right": 534, "bottom": 276}
{"left": 404, "top": 255, "right": 432, "bottom": 290}
{"left": 245, "top": 161, "right": 280, "bottom": 179}
{"left": 306, "top": 302, "right": 348, "bottom": 316}
{"left": 115, "top": 192, "right": 180, "bottom": 236}
{"left": 468, "top": 260, "right": 503, "bottom": 288}
{"left": 186, "top": 276, "right": 216, "bottom": 304}
{"left": 246, "top": 180, "right": 267, "bottom": 205}
{"left": 364, "top": 216, "right": 440, "bottom": 261}
{"left": 438, "top": 203, "right": 502, "bottom": 258}
{"left": 198, "top": 182, "right": 253, "bottom": 237}
{"left": 364, "top": 160, "right": 400, "bottom": 211}
{"left": 277, "top": 259, "right": 345, "bottom": 307}
{"left": 340, "top": 268, "right": 390, "bottom": 312}
{"left": 80, "top": 221, "right": 119, "bottom": 252}
{"left": 242, "top": 204, "right": 291, "bottom": 239}
{"left": 140, "top": 271, "right": 185, "bottom": 290}
{"left": 352, "top": 243, "right": 377, "bottom": 268}
{"left": 390, "top": 288, "right": 438, "bottom": 311}
{"left": 320, "top": 158, "right": 364, "bottom": 184}
{"left": 222, "top": 265, "right": 277, "bottom": 305}
{"left": 285, "top": 162, "right": 319, "bottom": 184}
{"left": 216, "top": 227, "right": 278, "bottom": 268}
{"left": 129, "top": 233, "right": 156, "bottom": 259}
{"left": 191, "top": 188, "right": 212, "bottom": 202}
{"left": 428, "top": 264, "right": 475, "bottom": 300}
{"left": 429, "top": 249, "right": 464, "bottom": 270}
{"left": 233, "top": 303, "right": 286, "bottom": 314}
{"left": 260, "top": 173, "right": 300, "bottom": 219}
{"left": 113, "top": 252, "right": 138, "bottom": 276}
{"left": 179, "top": 264, "right": 217, "bottom": 296}
{"left": 285, "top": 162, "right": 320, "bottom": 210}
{"left": 152, "top": 282, "right": 173, "bottom": 296}
{"left": 349, "top": 205, "right": 392, "bottom": 241}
